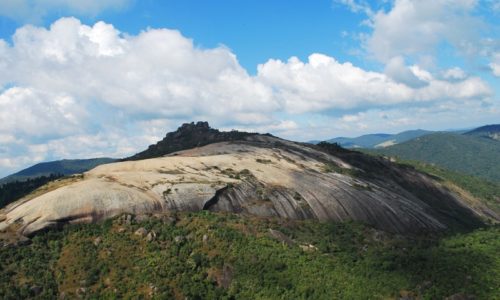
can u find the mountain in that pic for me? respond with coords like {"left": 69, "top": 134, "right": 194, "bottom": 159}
{"left": 464, "top": 124, "right": 500, "bottom": 141}
{"left": 0, "top": 158, "right": 117, "bottom": 185}
{"left": 372, "top": 132, "right": 500, "bottom": 182}
{"left": 1, "top": 122, "right": 497, "bottom": 237}
{"left": 324, "top": 129, "right": 432, "bottom": 148}
{"left": 326, "top": 133, "right": 392, "bottom": 148}
{"left": 1, "top": 122, "right": 499, "bottom": 299}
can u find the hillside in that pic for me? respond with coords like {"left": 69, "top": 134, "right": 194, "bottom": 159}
{"left": 1, "top": 212, "right": 498, "bottom": 299}
{"left": 0, "top": 158, "right": 116, "bottom": 185}
{"left": 396, "top": 160, "right": 500, "bottom": 214}
{"left": 373, "top": 132, "right": 500, "bottom": 182}
{"left": 325, "top": 129, "right": 432, "bottom": 148}
{"left": 0, "top": 123, "right": 497, "bottom": 238}
{"left": 465, "top": 124, "right": 500, "bottom": 141}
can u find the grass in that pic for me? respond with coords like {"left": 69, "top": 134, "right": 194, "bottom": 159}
{"left": 1, "top": 212, "right": 499, "bottom": 299}
{"left": 321, "top": 162, "right": 360, "bottom": 177}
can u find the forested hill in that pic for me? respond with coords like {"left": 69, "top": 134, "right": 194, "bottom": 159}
{"left": 373, "top": 132, "right": 500, "bottom": 182}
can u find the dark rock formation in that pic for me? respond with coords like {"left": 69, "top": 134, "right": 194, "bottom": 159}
{"left": 125, "top": 121, "right": 260, "bottom": 161}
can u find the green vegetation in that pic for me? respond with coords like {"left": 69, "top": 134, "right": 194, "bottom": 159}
{"left": 372, "top": 132, "right": 500, "bottom": 182}
{"left": 0, "top": 174, "right": 63, "bottom": 208}
{"left": 255, "top": 158, "right": 273, "bottom": 164}
{"left": 1, "top": 212, "right": 498, "bottom": 299}
{"left": 321, "top": 162, "right": 361, "bottom": 178}
{"left": 220, "top": 168, "right": 254, "bottom": 180}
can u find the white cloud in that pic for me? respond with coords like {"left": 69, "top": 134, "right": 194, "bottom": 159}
{"left": 0, "top": 0, "right": 131, "bottom": 23}
{"left": 384, "top": 56, "right": 427, "bottom": 88}
{"left": 366, "top": 0, "right": 482, "bottom": 62}
{"left": 443, "top": 67, "right": 467, "bottom": 80}
{"left": 338, "top": 1, "right": 500, "bottom": 82}
{"left": 2, "top": 17, "right": 277, "bottom": 121}
{"left": 257, "top": 53, "right": 491, "bottom": 113}
{"left": 336, "top": 0, "right": 373, "bottom": 15}
{"left": 0, "top": 87, "right": 87, "bottom": 138}
{"left": 341, "top": 114, "right": 362, "bottom": 122}
{"left": 0, "top": 17, "right": 496, "bottom": 177}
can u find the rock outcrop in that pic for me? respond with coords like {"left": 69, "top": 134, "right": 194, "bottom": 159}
{"left": 125, "top": 121, "right": 261, "bottom": 161}
{"left": 0, "top": 123, "right": 497, "bottom": 236}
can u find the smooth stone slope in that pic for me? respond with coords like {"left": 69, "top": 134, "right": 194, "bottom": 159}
{"left": 0, "top": 135, "right": 497, "bottom": 236}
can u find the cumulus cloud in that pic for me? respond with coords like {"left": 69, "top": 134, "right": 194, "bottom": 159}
{"left": 257, "top": 53, "right": 491, "bottom": 113}
{"left": 366, "top": 0, "right": 481, "bottom": 61}
{"left": 2, "top": 17, "right": 276, "bottom": 121}
{"left": 0, "top": 87, "right": 88, "bottom": 139}
{"left": 338, "top": 0, "right": 500, "bottom": 80}
{"left": 384, "top": 56, "right": 428, "bottom": 88}
{"left": 443, "top": 67, "right": 467, "bottom": 80}
{"left": 0, "top": 0, "right": 131, "bottom": 23}
{"left": 365, "top": 0, "right": 483, "bottom": 62}
{"left": 0, "top": 17, "right": 496, "bottom": 176}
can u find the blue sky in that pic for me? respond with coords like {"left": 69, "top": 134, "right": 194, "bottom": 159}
{"left": 0, "top": 1, "right": 373, "bottom": 71}
{"left": 0, "top": 0, "right": 499, "bottom": 176}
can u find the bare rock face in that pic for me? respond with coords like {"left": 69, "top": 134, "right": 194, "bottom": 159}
{"left": 0, "top": 125, "right": 497, "bottom": 237}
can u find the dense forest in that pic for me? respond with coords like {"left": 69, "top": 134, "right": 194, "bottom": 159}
{"left": 0, "top": 174, "right": 63, "bottom": 208}
{"left": 1, "top": 212, "right": 498, "bottom": 299}
{"left": 372, "top": 132, "right": 500, "bottom": 182}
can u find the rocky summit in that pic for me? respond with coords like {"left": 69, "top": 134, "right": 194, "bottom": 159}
{"left": 0, "top": 122, "right": 497, "bottom": 236}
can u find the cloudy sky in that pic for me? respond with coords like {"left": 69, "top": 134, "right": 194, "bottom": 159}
{"left": 0, "top": 0, "right": 499, "bottom": 177}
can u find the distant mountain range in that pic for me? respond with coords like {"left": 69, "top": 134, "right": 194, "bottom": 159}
{"left": 0, "top": 158, "right": 116, "bottom": 185}
{"left": 370, "top": 125, "right": 500, "bottom": 182}
{"left": 322, "top": 129, "right": 432, "bottom": 148}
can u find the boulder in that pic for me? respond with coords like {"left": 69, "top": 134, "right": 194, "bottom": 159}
{"left": 134, "top": 227, "right": 148, "bottom": 238}
{"left": 174, "top": 235, "right": 185, "bottom": 244}
{"left": 146, "top": 231, "right": 156, "bottom": 242}
{"left": 93, "top": 237, "right": 102, "bottom": 246}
